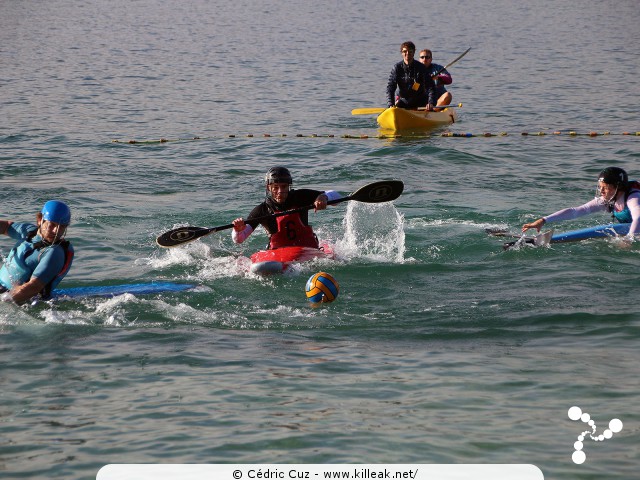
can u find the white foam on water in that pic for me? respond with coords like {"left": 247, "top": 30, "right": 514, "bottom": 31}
{"left": 335, "top": 202, "right": 406, "bottom": 263}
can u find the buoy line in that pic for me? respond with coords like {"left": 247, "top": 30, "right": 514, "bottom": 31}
{"left": 112, "top": 131, "right": 640, "bottom": 144}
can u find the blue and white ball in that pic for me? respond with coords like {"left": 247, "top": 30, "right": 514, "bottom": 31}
{"left": 305, "top": 272, "right": 339, "bottom": 305}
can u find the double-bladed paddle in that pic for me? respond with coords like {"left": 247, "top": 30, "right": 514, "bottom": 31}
{"left": 156, "top": 180, "right": 404, "bottom": 248}
{"left": 351, "top": 103, "right": 463, "bottom": 116}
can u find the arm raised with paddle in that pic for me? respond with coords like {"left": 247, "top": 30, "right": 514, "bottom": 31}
{"left": 156, "top": 180, "right": 404, "bottom": 248}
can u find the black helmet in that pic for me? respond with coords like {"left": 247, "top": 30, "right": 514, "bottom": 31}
{"left": 598, "top": 167, "right": 628, "bottom": 187}
{"left": 265, "top": 166, "right": 293, "bottom": 185}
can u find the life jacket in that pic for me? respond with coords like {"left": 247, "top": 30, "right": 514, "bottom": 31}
{"left": 611, "top": 180, "right": 640, "bottom": 224}
{"left": 39, "top": 239, "right": 74, "bottom": 298}
{"left": 2, "top": 229, "right": 74, "bottom": 298}
{"left": 268, "top": 213, "right": 319, "bottom": 249}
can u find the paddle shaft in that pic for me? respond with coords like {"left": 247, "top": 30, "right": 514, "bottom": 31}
{"left": 351, "top": 103, "right": 462, "bottom": 116}
{"left": 213, "top": 194, "right": 359, "bottom": 233}
{"left": 432, "top": 47, "right": 471, "bottom": 77}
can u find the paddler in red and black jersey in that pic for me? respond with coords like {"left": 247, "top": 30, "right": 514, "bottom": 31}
{"left": 231, "top": 166, "right": 341, "bottom": 249}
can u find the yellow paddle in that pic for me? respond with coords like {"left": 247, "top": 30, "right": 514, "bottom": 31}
{"left": 351, "top": 107, "right": 388, "bottom": 115}
{"left": 351, "top": 103, "right": 463, "bottom": 116}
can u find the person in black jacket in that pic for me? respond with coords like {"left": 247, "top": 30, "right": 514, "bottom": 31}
{"left": 386, "top": 41, "right": 436, "bottom": 110}
{"left": 231, "top": 167, "right": 341, "bottom": 249}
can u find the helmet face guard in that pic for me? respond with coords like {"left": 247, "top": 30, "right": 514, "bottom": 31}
{"left": 41, "top": 200, "right": 71, "bottom": 225}
{"left": 596, "top": 168, "right": 627, "bottom": 207}
{"left": 265, "top": 167, "right": 293, "bottom": 202}
{"left": 596, "top": 183, "right": 619, "bottom": 206}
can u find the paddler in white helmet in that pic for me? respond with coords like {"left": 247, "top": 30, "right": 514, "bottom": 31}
{"left": 522, "top": 167, "right": 640, "bottom": 240}
{"left": 232, "top": 167, "right": 341, "bottom": 249}
{"left": 0, "top": 200, "right": 74, "bottom": 304}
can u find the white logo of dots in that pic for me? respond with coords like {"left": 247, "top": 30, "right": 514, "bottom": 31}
{"left": 568, "top": 406, "right": 623, "bottom": 464}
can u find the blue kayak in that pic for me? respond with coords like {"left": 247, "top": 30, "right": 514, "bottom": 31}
{"left": 500, "top": 223, "right": 631, "bottom": 249}
{"left": 550, "top": 223, "right": 630, "bottom": 243}
{"left": 51, "top": 282, "right": 197, "bottom": 300}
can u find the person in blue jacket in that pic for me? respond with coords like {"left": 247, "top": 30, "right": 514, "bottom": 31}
{"left": 0, "top": 200, "right": 74, "bottom": 304}
{"left": 386, "top": 41, "right": 436, "bottom": 110}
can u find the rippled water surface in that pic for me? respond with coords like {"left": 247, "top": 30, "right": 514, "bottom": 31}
{"left": 1, "top": 1, "right": 639, "bottom": 478}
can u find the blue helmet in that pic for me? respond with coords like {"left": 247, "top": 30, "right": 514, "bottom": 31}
{"left": 41, "top": 200, "right": 71, "bottom": 225}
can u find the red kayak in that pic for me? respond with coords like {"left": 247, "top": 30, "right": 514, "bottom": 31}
{"left": 250, "top": 244, "right": 335, "bottom": 275}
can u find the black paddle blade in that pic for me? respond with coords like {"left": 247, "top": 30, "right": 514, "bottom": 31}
{"left": 347, "top": 180, "right": 404, "bottom": 204}
{"left": 503, "top": 238, "right": 536, "bottom": 250}
{"left": 485, "top": 228, "right": 512, "bottom": 237}
{"left": 156, "top": 226, "right": 216, "bottom": 248}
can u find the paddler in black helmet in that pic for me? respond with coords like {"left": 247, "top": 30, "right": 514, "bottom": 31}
{"left": 522, "top": 167, "right": 640, "bottom": 240}
{"left": 232, "top": 167, "right": 341, "bottom": 249}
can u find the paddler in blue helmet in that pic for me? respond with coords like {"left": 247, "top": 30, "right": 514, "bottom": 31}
{"left": 0, "top": 200, "right": 74, "bottom": 304}
{"left": 522, "top": 167, "right": 640, "bottom": 240}
{"left": 232, "top": 167, "right": 341, "bottom": 249}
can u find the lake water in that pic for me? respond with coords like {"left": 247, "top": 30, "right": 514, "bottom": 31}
{"left": 1, "top": 0, "right": 639, "bottom": 478}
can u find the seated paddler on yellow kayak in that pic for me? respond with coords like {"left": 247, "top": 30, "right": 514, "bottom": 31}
{"left": 386, "top": 40, "right": 436, "bottom": 111}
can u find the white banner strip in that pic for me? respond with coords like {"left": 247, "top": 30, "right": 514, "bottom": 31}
{"left": 97, "top": 464, "right": 543, "bottom": 480}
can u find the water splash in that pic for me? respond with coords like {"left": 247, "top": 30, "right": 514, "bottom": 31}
{"left": 335, "top": 202, "right": 405, "bottom": 263}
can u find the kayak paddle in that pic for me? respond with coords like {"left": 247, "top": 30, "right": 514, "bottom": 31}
{"left": 156, "top": 180, "right": 405, "bottom": 248}
{"left": 502, "top": 230, "right": 554, "bottom": 250}
{"left": 351, "top": 103, "right": 463, "bottom": 116}
{"left": 352, "top": 107, "right": 390, "bottom": 115}
{"left": 485, "top": 228, "right": 554, "bottom": 250}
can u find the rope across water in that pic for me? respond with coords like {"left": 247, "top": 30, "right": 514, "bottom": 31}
{"left": 112, "top": 130, "right": 640, "bottom": 144}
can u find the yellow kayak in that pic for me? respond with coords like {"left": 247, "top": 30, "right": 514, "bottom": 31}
{"left": 377, "top": 106, "right": 457, "bottom": 132}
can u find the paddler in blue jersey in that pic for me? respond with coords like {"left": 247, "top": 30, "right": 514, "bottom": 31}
{"left": 232, "top": 167, "right": 341, "bottom": 249}
{"left": 0, "top": 201, "right": 74, "bottom": 304}
{"left": 522, "top": 167, "right": 640, "bottom": 239}
{"left": 386, "top": 41, "right": 436, "bottom": 110}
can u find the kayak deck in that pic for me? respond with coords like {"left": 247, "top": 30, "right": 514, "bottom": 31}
{"left": 550, "top": 223, "right": 630, "bottom": 243}
{"left": 499, "top": 223, "right": 631, "bottom": 249}
{"left": 250, "top": 245, "right": 334, "bottom": 275}
{"left": 51, "top": 282, "right": 198, "bottom": 300}
{"left": 377, "top": 106, "right": 456, "bottom": 132}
